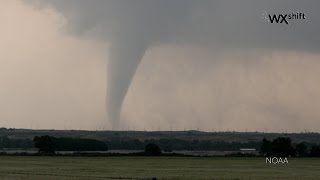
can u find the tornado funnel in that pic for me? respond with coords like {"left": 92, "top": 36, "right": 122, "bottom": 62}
{"left": 106, "top": 35, "right": 149, "bottom": 130}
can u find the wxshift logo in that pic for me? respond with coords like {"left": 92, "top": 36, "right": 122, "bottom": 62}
{"left": 263, "top": 11, "right": 306, "bottom": 25}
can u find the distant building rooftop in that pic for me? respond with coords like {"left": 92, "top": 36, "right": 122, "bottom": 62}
{"left": 240, "top": 148, "right": 256, "bottom": 151}
{"left": 240, "top": 148, "right": 257, "bottom": 154}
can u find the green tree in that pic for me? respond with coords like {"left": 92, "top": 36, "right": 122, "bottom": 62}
{"left": 310, "top": 145, "right": 320, "bottom": 157}
{"left": 145, "top": 143, "right": 161, "bottom": 156}
{"left": 260, "top": 138, "right": 272, "bottom": 156}
{"left": 33, "top": 136, "right": 56, "bottom": 154}
{"left": 271, "top": 137, "right": 296, "bottom": 157}
{"left": 296, "top": 143, "right": 308, "bottom": 157}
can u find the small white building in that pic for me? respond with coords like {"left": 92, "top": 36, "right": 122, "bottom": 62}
{"left": 240, "top": 148, "right": 257, "bottom": 154}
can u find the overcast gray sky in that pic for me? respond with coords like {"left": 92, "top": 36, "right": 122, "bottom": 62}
{"left": 0, "top": 0, "right": 320, "bottom": 132}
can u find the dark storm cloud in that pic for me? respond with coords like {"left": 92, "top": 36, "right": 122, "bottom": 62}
{"left": 26, "top": 0, "right": 320, "bottom": 129}
{"left": 30, "top": 0, "right": 320, "bottom": 50}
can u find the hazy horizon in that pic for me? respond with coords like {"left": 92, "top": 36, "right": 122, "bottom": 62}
{"left": 0, "top": 0, "right": 320, "bottom": 132}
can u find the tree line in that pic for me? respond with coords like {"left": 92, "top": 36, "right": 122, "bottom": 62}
{"left": 0, "top": 135, "right": 261, "bottom": 151}
{"left": 105, "top": 139, "right": 261, "bottom": 151}
{"left": 32, "top": 136, "right": 164, "bottom": 156}
{"left": 0, "top": 136, "right": 33, "bottom": 149}
{"left": 33, "top": 136, "right": 108, "bottom": 153}
{"left": 1, "top": 136, "right": 260, "bottom": 151}
{"left": 1, "top": 135, "right": 320, "bottom": 157}
{"left": 260, "top": 137, "right": 320, "bottom": 157}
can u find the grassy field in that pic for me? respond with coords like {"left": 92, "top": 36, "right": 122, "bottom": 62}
{"left": 0, "top": 156, "right": 319, "bottom": 180}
